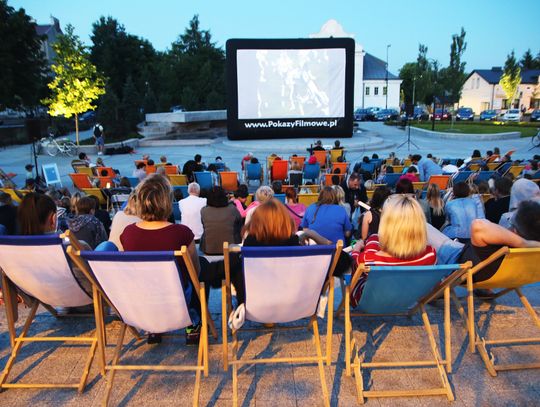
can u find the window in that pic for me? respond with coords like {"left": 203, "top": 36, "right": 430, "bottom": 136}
{"left": 502, "top": 99, "right": 509, "bottom": 109}
{"left": 383, "top": 86, "right": 387, "bottom": 96}
{"left": 374, "top": 87, "right": 379, "bottom": 96}
{"left": 476, "top": 78, "right": 480, "bottom": 89}
{"left": 365, "top": 86, "right": 370, "bottom": 96}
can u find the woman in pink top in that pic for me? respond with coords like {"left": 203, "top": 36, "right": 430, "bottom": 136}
{"left": 285, "top": 188, "right": 306, "bottom": 231}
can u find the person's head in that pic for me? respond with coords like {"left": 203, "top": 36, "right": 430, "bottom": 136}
{"left": 406, "top": 166, "right": 418, "bottom": 174}
{"left": 308, "top": 155, "right": 317, "bottom": 165}
{"left": 385, "top": 165, "right": 394, "bottom": 174}
{"left": 362, "top": 156, "right": 370, "bottom": 163}
{"left": 96, "top": 157, "right": 104, "bottom": 166}
{"left": 136, "top": 162, "right": 146, "bottom": 170}
{"left": 147, "top": 159, "right": 155, "bottom": 166}
{"left": 272, "top": 181, "right": 282, "bottom": 194}
{"left": 0, "top": 192, "right": 12, "bottom": 206}
{"left": 494, "top": 177, "right": 512, "bottom": 197}
{"left": 372, "top": 153, "right": 379, "bottom": 159}
{"left": 207, "top": 164, "right": 217, "bottom": 173}
{"left": 395, "top": 178, "right": 414, "bottom": 194}
{"left": 509, "top": 178, "right": 540, "bottom": 210}
{"left": 188, "top": 182, "right": 201, "bottom": 196}
{"left": 124, "top": 193, "right": 138, "bottom": 216}
{"left": 315, "top": 140, "right": 322, "bottom": 147}
{"left": 453, "top": 182, "right": 470, "bottom": 198}
{"left": 160, "top": 155, "right": 167, "bottom": 163}
{"left": 255, "top": 185, "right": 274, "bottom": 203}
{"left": 156, "top": 166, "right": 166, "bottom": 175}
{"left": 250, "top": 157, "right": 259, "bottom": 164}
{"left": 194, "top": 154, "right": 202, "bottom": 163}
{"left": 215, "top": 156, "right": 223, "bottom": 162}
{"left": 244, "top": 199, "right": 295, "bottom": 244}
{"left": 70, "top": 193, "right": 81, "bottom": 213}
{"left": 317, "top": 186, "right": 338, "bottom": 205}
{"left": 17, "top": 192, "right": 57, "bottom": 235}
{"left": 486, "top": 150, "right": 493, "bottom": 157}
{"left": 331, "top": 175, "right": 341, "bottom": 185}
{"left": 411, "top": 154, "right": 422, "bottom": 164}
{"left": 494, "top": 147, "right": 501, "bottom": 155}
{"left": 142, "top": 154, "right": 150, "bottom": 161}
{"left": 291, "top": 161, "right": 301, "bottom": 171}
{"left": 78, "top": 152, "right": 88, "bottom": 161}
{"left": 119, "top": 177, "right": 131, "bottom": 188}
{"left": 234, "top": 184, "right": 249, "bottom": 200}
{"left": 347, "top": 173, "right": 361, "bottom": 189}
{"left": 530, "top": 160, "right": 539, "bottom": 171}
{"left": 370, "top": 186, "right": 391, "bottom": 210}
{"left": 135, "top": 174, "right": 173, "bottom": 221}
{"left": 206, "top": 187, "right": 229, "bottom": 208}
{"left": 472, "top": 149, "right": 481, "bottom": 158}
{"left": 285, "top": 188, "right": 298, "bottom": 204}
{"left": 477, "top": 181, "right": 490, "bottom": 194}
{"left": 332, "top": 185, "right": 346, "bottom": 204}
{"left": 173, "top": 188, "right": 184, "bottom": 202}
{"left": 334, "top": 140, "right": 341, "bottom": 148}
{"left": 456, "top": 158, "right": 465, "bottom": 168}
{"left": 100, "top": 169, "right": 108, "bottom": 177}
{"left": 364, "top": 179, "right": 374, "bottom": 190}
{"left": 512, "top": 200, "right": 540, "bottom": 241}
{"left": 378, "top": 194, "right": 427, "bottom": 259}
{"left": 25, "top": 178, "right": 36, "bottom": 190}
{"left": 76, "top": 196, "right": 96, "bottom": 215}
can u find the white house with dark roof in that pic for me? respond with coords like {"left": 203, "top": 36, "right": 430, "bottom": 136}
{"left": 310, "top": 20, "right": 402, "bottom": 110}
{"left": 35, "top": 16, "right": 62, "bottom": 67}
{"left": 460, "top": 67, "right": 540, "bottom": 113}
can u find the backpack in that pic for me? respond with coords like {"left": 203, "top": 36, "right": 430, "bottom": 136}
{"left": 93, "top": 125, "right": 102, "bottom": 138}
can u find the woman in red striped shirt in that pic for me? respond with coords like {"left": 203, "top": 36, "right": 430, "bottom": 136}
{"left": 350, "top": 194, "right": 436, "bottom": 307}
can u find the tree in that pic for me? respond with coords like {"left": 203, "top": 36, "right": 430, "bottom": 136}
{"left": 520, "top": 49, "right": 540, "bottom": 70}
{"left": 0, "top": 0, "right": 47, "bottom": 109}
{"left": 121, "top": 76, "right": 141, "bottom": 132}
{"left": 439, "top": 28, "right": 467, "bottom": 104}
{"left": 499, "top": 51, "right": 521, "bottom": 109}
{"left": 43, "top": 25, "right": 105, "bottom": 144}
{"left": 399, "top": 44, "right": 439, "bottom": 107}
{"left": 97, "top": 86, "right": 120, "bottom": 135}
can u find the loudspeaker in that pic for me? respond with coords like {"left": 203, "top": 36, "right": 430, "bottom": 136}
{"left": 25, "top": 118, "right": 43, "bottom": 142}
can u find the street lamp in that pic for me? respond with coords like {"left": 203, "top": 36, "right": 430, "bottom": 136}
{"left": 385, "top": 44, "right": 391, "bottom": 109}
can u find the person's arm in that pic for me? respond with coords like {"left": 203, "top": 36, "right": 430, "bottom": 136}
{"left": 299, "top": 228, "right": 332, "bottom": 245}
{"left": 361, "top": 211, "right": 372, "bottom": 240}
{"left": 187, "top": 240, "right": 201, "bottom": 275}
{"left": 471, "top": 219, "right": 540, "bottom": 248}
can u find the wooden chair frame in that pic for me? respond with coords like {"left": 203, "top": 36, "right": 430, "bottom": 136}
{"left": 67, "top": 245, "right": 217, "bottom": 406}
{"left": 450, "top": 247, "right": 540, "bottom": 376}
{"left": 221, "top": 242, "right": 342, "bottom": 407}
{"left": 0, "top": 233, "right": 101, "bottom": 393}
{"left": 340, "top": 262, "right": 471, "bottom": 404}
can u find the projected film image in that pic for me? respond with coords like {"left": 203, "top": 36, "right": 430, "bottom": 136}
{"left": 237, "top": 48, "right": 345, "bottom": 120}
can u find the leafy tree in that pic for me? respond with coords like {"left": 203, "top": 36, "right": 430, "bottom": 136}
{"left": 0, "top": 0, "right": 47, "bottom": 109}
{"left": 399, "top": 44, "right": 439, "bottom": 107}
{"left": 499, "top": 51, "right": 521, "bottom": 109}
{"left": 97, "top": 86, "right": 119, "bottom": 134}
{"left": 143, "top": 85, "right": 158, "bottom": 114}
{"left": 439, "top": 28, "right": 467, "bottom": 104}
{"left": 520, "top": 49, "right": 540, "bottom": 69}
{"left": 121, "top": 76, "right": 141, "bottom": 132}
{"left": 43, "top": 25, "right": 105, "bottom": 144}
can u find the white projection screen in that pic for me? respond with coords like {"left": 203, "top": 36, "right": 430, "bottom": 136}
{"left": 227, "top": 38, "right": 355, "bottom": 140}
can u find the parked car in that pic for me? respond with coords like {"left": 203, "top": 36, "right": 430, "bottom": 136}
{"left": 375, "top": 109, "right": 400, "bottom": 121}
{"left": 502, "top": 109, "right": 522, "bottom": 122}
{"left": 433, "top": 108, "right": 451, "bottom": 121}
{"left": 79, "top": 111, "right": 96, "bottom": 122}
{"left": 479, "top": 109, "right": 498, "bottom": 121}
{"left": 412, "top": 106, "right": 430, "bottom": 120}
{"left": 530, "top": 109, "right": 540, "bottom": 122}
{"left": 354, "top": 108, "right": 372, "bottom": 121}
{"left": 456, "top": 107, "right": 474, "bottom": 121}
{"left": 365, "top": 107, "right": 381, "bottom": 120}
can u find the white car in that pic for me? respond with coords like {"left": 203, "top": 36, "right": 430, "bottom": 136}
{"left": 502, "top": 109, "right": 522, "bottom": 122}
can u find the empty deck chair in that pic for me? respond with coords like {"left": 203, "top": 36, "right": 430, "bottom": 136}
{"left": 68, "top": 247, "right": 215, "bottom": 406}
{"left": 303, "top": 163, "right": 321, "bottom": 183}
{"left": 69, "top": 173, "right": 94, "bottom": 190}
{"left": 450, "top": 247, "right": 540, "bottom": 376}
{"left": 219, "top": 171, "right": 239, "bottom": 192}
{"left": 452, "top": 171, "right": 474, "bottom": 184}
{"left": 270, "top": 159, "right": 288, "bottom": 182}
{"left": 164, "top": 165, "right": 179, "bottom": 175}
{"left": 222, "top": 242, "right": 342, "bottom": 407}
{"left": 505, "top": 165, "right": 525, "bottom": 178}
{"left": 194, "top": 171, "right": 213, "bottom": 190}
{"left": 245, "top": 163, "right": 263, "bottom": 186}
{"left": 298, "top": 193, "right": 319, "bottom": 206}
{"left": 289, "top": 155, "right": 306, "bottom": 168}
{"left": 426, "top": 175, "right": 451, "bottom": 190}
{"left": 313, "top": 150, "right": 328, "bottom": 168}
{"left": 0, "top": 234, "right": 99, "bottom": 393}
{"left": 342, "top": 262, "right": 470, "bottom": 404}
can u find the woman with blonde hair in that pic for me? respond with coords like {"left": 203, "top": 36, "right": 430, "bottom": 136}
{"left": 350, "top": 194, "right": 437, "bottom": 306}
{"left": 332, "top": 185, "right": 351, "bottom": 217}
{"left": 424, "top": 183, "right": 446, "bottom": 230}
{"left": 244, "top": 185, "right": 274, "bottom": 224}
{"left": 108, "top": 193, "right": 142, "bottom": 251}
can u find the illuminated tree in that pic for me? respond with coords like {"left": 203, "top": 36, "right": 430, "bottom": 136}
{"left": 43, "top": 24, "right": 105, "bottom": 144}
{"left": 499, "top": 51, "right": 521, "bottom": 109}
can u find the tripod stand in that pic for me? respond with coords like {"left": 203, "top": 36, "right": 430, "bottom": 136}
{"left": 397, "top": 117, "right": 419, "bottom": 151}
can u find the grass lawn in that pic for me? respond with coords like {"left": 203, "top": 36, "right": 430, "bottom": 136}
{"left": 412, "top": 122, "right": 539, "bottom": 137}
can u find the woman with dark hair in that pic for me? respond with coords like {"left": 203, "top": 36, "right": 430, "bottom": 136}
{"left": 206, "top": 164, "right": 220, "bottom": 187}
{"left": 442, "top": 182, "right": 485, "bottom": 242}
{"left": 424, "top": 183, "right": 446, "bottom": 230}
{"left": 200, "top": 187, "right": 242, "bottom": 255}
{"left": 232, "top": 184, "right": 249, "bottom": 218}
{"left": 301, "top": 186, "right": 352, "bottom": 244}
{"left": 18, "top": 192, "right": 58, "bottom": 235}
{"left": 285, "top": 188, "right": 306, "bottom": 231}
{"left": 360, "top": 185, "right": 391, "bottom": 240}
{"left": 395, "top": 178, "right": 415, "bottom": 194}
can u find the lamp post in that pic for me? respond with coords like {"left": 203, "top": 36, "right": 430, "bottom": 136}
{"left": 385, "top": 44, "right": 391, "bottom": 109}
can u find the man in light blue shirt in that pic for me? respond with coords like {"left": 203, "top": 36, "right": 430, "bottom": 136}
{"left": 412, "top": 154, "right": 442, "bottom": 182}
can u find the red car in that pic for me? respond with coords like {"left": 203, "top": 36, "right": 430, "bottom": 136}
{"left": 433, "top": 108, "right": 451, "bottom": 121}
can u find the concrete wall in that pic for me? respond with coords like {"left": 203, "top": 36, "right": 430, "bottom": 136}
{"left": 146, "top": 110, "right": 227, "bottom": 123}
{"left": 362, "top": 79, "right": 402, "bottom": 109}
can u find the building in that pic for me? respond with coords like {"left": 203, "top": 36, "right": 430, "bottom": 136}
{"left": 460, "top": 67, "right": 540, "bottom": 113}
{"left": 35, "top": 16, "right": 62, "bottom": 68}
{"left": 310, "top": 20, "right": 402, "bottom": 110}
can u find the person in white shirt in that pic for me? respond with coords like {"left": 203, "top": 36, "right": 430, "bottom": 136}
{"left": 179, "top": 182, "right": 207, "bottom": 240}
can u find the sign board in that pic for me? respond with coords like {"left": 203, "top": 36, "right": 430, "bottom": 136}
{"left": 42, "top": 163, "right": 62, "bottom": 187}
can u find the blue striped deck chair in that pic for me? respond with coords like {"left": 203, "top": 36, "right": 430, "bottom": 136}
{"left": 452, "top": 171, "right": 474, "bottom": 184}
{"left": 472, "top": 170, "right": 495, "bottom": 184}
{"left": 496, "top": 162, "right": 512, "bottom": 175}
{"left": 222, "top": 241, "right": 342, "bottom": 407}
{"left": 303, "top": 163, "right": 321, "bottom": 183}
{"left": 369, "top": 158, "right": 383, "bottom": 170}
{"left": 173, "top": 185, "right": 189, "bottom": 198}
{"left": 194, "top": 171, "right": 213, "bottom": 191}
{"left": 382, "top": 173, "right": 401, "bottom": 189}
{"left": 0, "top": 234, "right": 99, "bottom": 393}
{"left": 342, "top": 262, "right": 471, "bottom": 403}
{"left": 67, "top": 247, "right": 216, "bottom": 406}
{"left": 126, "top": 176, "right": 139, "bottom": 187}
{"left": 450, "top": 247, "right": 540, "bottom": 376}
{"left": 245, "top": 163, "right": 263, "bottom": 186}
{"left": 360, "top": 162, "right": 376, "bottom": 175}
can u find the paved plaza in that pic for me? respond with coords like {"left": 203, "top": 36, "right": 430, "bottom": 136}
{"left": 0, "top": 123, "right": 539, "bottom": 406}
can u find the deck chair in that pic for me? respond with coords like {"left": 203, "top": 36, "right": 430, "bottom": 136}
{"left": 194, "top": 171, "right": 213, "bottom": 190}
{"left": 299, "top": 184, "right": 319, "bottom": 193}
{"left": 0, "top": 188, "right": 26, "bottom": 204}
{"left": 392, "top": 165, "right": 405, "bottom": 174}
{"left": 245, "top": 163, "right": 263, "bottom": 186}
{"left": 81, "top": 188, "right": 107, "bottom": 208}
{"left": 303, "top": 163, "right": 321, "bottom": 183}
{"left": 0, "top": 234, "right": 100, "bottom": 393}
{"left": 426, "top": 175, "right": 451, "bottom": 190}
{"left": 98, "top": 175, "right": 116, "bottom": 189}
{"left": 97, "top": 167, "right": 115, "bottom": 178}
{"left": 145, "top": 165, "right": 157, "bottom": 174}
{"left": 289, "top": 155, "right": 305, "bottom": 168}
{"left": 289, "top": 172, "right": 303, "bottom": 187}
{"left": 486, "top": 162, "right": 499, "bottom": 171}
{"left": 360, "top": 162, "right": 376, "bottom": 175}
{"left": 452, "top": 171, "right": 474, "bottom": 184}
{"left": 313, "top": 150, "right": 328, "bottom": 168}
{"left": 496, "top": 162, "right": 512, "bottom": 175}
{"left": 74, "top": 166, "right": 95, "bottom": 176}
{"left": 412, "top": 181, "right": 426, "bottom": 192}
{"left": 298, "top": 193, "right": 319, "bottom": 206}
{"left": 505, "top": 165, "right": 525, "bottom": 178}
{"left": 381, "top": 173, "right": 401, "bottom": 189}
{"left": 220, "top": 171, "right": 239, "bottom": 192}
{"left": 270, "top": 159, "right": 288, "bottom": 182}
{"left": 342, "top": 262, "right": 471, "bottom": 404}
{"left": 324, "top": 173, "right": 345, "bottom": 186}
{"left": 164, "top": 165, "right": 179, "bottom": 175}
{"left": 68, "top": 247, "right": 216, "bottom": 406}
{"left": 169, "top": 173, "right": 188, "bottom": 186}
{"left": 332, "top": 161, "right": 348, "bottom": 175}
{"left": 70, "top": 173, "right": 94, "bottom": 190}
{"left": 468, "top": 163, "right": 481, "bottom": 172}
{"left": 329, "top": 149, "right": 344, "bottom": 163}
{"left": 450, "top": 247, "right": 540, "bottom": 376}
{"left": 173, "top": 185, "right": 189, "bottom": 198}
{"left": 222, "top": 242, "right": 342, "bottom": 407}
{"left": 472, "top": 170, "right": 495, "bottom": 184}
